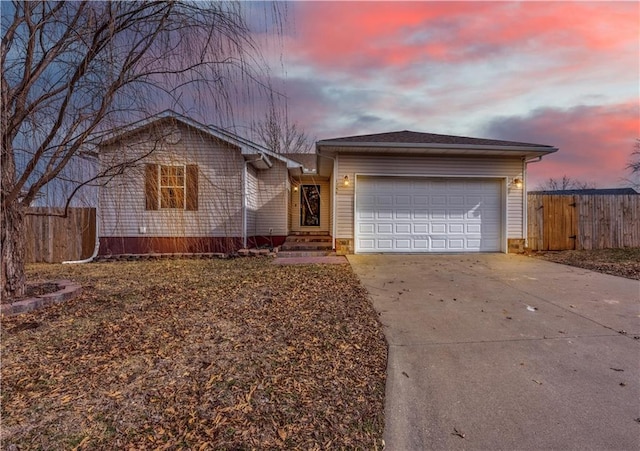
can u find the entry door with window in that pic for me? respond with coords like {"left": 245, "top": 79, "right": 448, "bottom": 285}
{"left": 300, "top": 185, "right": 320, "bottom": 227}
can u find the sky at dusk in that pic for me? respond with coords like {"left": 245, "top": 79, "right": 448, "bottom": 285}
{"left": 247, "top": 1, "right": 639, "bottom": 189}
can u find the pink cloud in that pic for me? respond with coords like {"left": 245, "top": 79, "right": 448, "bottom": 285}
{"left": 291, "top": 2, "right": 638, "bottom": 71}
{"left": 483, "top": 102, "right": 640, "bottom": 188}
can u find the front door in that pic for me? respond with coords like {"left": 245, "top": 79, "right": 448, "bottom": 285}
{"left": 300, "top": 184, "right": 320, "bottom": 227}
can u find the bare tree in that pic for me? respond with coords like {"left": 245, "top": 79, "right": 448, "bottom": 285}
{"left": 252, "top": 98, "right": 313, "bottom": 154}
{"left": 625, "top": 138, "right": 640, "bottom": 189}
{"left": 536, "top": 175, "right": 596, "bottom": 191}
{"left": 1, "top": 1, "right": 280, "bottom": 298}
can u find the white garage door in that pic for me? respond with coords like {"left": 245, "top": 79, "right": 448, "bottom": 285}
{"left": 355, "top": 177, "right": 503, "bottom": 253}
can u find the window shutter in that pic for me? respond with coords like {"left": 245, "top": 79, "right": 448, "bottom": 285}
{"left": 186, "top": 164, "right": 199, "bottom": 211}
{"left": 145, "top": 164, "right": 159, "bottom": 210}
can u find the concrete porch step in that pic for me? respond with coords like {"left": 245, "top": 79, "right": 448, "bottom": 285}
{"left": 280, "top": 243, "right": 333, "bottom": 251}
{"left": 280, "top": 234, "right": 333, "bottom": 252}
{"left": 277, "top": 250, "right": 336, "bottom": 258}
{"left": 284, "top": 235, "right": 332, "bottom": 243}
{"left": 288, "top": 232, "right": 330, "bottom": 236}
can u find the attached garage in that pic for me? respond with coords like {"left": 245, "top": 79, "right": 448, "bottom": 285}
{"left": 316, "top": 130, "right": 558, "bottom": 254}
{"left": 356, "top": 176, "right": 502, "bottom": 253}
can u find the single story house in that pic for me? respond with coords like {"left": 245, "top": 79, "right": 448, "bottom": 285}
{"left": 98, "top": 111, "right": 558, "bottom": 256}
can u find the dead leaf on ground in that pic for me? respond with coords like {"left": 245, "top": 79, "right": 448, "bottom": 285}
{"left": 1, "top": 259, "right": 387, "bottom": 450}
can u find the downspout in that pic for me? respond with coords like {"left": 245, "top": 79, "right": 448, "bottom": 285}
{"left": 317, "top": 150, "right": 337, "bottom": 250}
{"left": 63, "top": 207, "right": 100, "bottom": 264}
{"left": 523, "top": 156, "right": 544, "bottom": 248}
{"left": 63, "top": 152, "right": 100, "bottom": 264}
{"left": 242, "top": 161, "right": 247, "bottom": 249}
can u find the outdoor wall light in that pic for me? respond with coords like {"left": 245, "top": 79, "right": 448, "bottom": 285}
{"left": 343, "top": 175, "right": 350, "bottom": 186}
{"left": 293, "top": 185, "right": 298, "bottom": 192}
{"left": 512, "top": 178, "right": 523, "bottom": 189}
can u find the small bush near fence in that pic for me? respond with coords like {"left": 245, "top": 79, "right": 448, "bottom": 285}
{"left": 25, "top": 208, "right": 96, "bottom": 263}
{"left": 527, "top": 194, "right": 640, "bottom": 251}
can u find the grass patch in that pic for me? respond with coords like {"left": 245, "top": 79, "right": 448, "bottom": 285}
{"left": 1, "top": 259, "right": 387, "bottom": 450}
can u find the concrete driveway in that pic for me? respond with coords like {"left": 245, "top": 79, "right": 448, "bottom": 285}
{"left": 348, "top": 254, "right": 640, "bottom": 451}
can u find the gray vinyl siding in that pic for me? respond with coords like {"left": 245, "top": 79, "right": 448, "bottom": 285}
{"left": 336, "top": 154, "right": 524, "bottom": 240}
{"left": 99, "top": 125, "right": 244, "bottom": 237}
{"left": 253, "top": 160, "right": 288, "bottom": 236}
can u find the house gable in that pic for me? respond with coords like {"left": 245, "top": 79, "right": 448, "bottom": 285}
{"left": 318, "top": 130, "right": 558, "bottom": 254}
{"left": 97, "top": 112, "right": 293, "bottom": 255}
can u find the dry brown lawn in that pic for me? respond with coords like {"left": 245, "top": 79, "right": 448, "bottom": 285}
{"left": 1, "top": 259, "right": 386, "bottom": 450}
{"left": 528, "top": 248, "right": 640, "bottom": 280}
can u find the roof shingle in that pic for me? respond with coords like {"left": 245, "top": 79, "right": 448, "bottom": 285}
{"left": 318, "top": 130, "right": 554, "bottom": 148}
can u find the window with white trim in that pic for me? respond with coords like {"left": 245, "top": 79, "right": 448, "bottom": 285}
{"left": 145, "top": 163, "right": 198, "bottom": 211}
{"left": 160, "top": 165, "right": 185, "bottom": 209}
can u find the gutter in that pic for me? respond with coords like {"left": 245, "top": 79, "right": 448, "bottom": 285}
{"left": 317, "top": 141, "right": 559, "bottom": 153}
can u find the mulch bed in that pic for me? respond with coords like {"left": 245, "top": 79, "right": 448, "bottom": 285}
{"left": 1, "top": 259, "right": 387, "bottom": 450}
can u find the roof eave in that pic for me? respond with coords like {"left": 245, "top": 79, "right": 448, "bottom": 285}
{"left": 98, "top": 110, "right": 304, "bottom": 169}
{"left": 317, "top": 141, "right": 558, "bottom": 157}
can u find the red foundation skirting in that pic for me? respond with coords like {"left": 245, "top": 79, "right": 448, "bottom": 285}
{"left": 99, "top": 236, "right": 286, "bottom": 255}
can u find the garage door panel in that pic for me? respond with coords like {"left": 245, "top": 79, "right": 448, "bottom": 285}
{"left": 378, "top": 195, "right": 393, "bottom": 206}
{"left": 395, "top": 195, "right": 411, "bottom": 206}
{"left": 432, "top": 223, "right": 447, "bottom": 233}
{"left": 432, "top": 195, "right": 447, "bottom": 205}
{"left": 467, "top": 239, "right": 482, "bottom": 248}
{"left": 415, "top": 240, "right": 428, "bottom": 249}
{"left": 467, "top": 224, "right": 482, "bottom": 233}
{"left": 449, "top": 195, "right": 465, "bottom": 205}
{"left": 396, "top": 210, "right": 411, "bottom": 219}
{"left": 449, "top": 223, "right": 465, "bottom": 234}
{"left": 414, "top": 224, "right": 428, "bottom": 233}
{"left": 377, "top": 223, "right": 393, "bottom": 234}
{"left": 359, "top": 239, "right": 375, "bottom": 250}
{"left": 413, "top": 196, "right": 429, "bottom": 206}
{"left": 359, "top": 223, "right": 375, "bottom": 234}
{"left": 378, "top": 239, "right": 393, "bottom": 249}
{"left": 431, "top": 239, "right": 447, "bottom": 249}
{"left": 396, "top": 223, "right": 412, "bottom": 234}
{"left": 396, "top": 239, "right": 411, "bottom": 249}
{"left": 359, "top": 194, "right": 375, "bottom": 206}
{"left": 450, "top": 239, "right": 465, "bottom": 249}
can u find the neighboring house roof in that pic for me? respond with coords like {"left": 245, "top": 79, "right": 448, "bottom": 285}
{"left": 529, "top": 188, "right": 639, "bottom": 195}
{"left": 317, "top": 130, "right": 558, "bottom": 159}
{"left": 281, "top": 153, "right": 317, "bottom": 172}
{"left": 98, "top": 110, "right": 305, "bottom": 172}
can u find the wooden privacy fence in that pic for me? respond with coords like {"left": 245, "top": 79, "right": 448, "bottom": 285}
{"left": 25, "top": 207, "right": 96, "bottom": 263}
{"left": 527, "top": 194, "right": 640, "bottom": 251}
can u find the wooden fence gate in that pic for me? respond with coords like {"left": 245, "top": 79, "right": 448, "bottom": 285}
{"left": 25, "top": 207, "right": 97, "bottom": 263}
{"left": 527, "top": 194, "right": 640, "bottom": 251}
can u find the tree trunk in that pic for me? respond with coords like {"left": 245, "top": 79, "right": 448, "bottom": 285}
{"left": 1, "top": 201, "right": 26, "bottom": 299}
